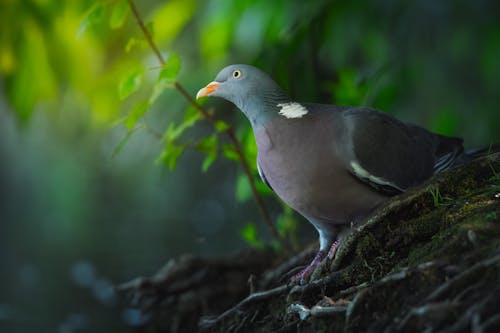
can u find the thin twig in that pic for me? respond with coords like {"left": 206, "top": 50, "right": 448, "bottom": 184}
{"left": 127, "top": 0, "right": 287, "bottom": 250}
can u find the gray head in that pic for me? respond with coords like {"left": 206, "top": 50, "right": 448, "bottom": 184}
{"left": 196, "top": 64, "right": 291, "bottom": 125}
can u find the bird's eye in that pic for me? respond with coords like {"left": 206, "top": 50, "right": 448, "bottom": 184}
{"left": 232, "top": 70, "right": 242, "bottom": 79}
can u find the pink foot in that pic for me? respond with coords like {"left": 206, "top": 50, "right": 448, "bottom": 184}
{"left": 290, "top": 250, "right": 327, "bottom": 285}
{"left": 290, "top": 240, "right": 343, "bottom": 285}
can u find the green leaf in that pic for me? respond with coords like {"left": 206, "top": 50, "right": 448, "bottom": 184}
{"left": 221, "top": 144, "right": 240, "bottom": 161}
{"left": 109, "top": 0, "right": 129, "bottom": 29}
{"left": 158, "top": 53, "right": 181, "bottom": 84}
{"left": 236, "top": 174, "right": 252, "bottom": 202}
{"left": 183, "top": 106, "right": 203, "bottom": 127}
{"left": 196, "top": 134, "right": 218, "bottom": 153}
{"left": 157, "top": 142, "right": 185, "bottom": 170}
{"left": 125, "top": 101, "right": 149, "bottom": 130}
{"left": 202, "top": 150, "right": 217, "bottom": 172}
{"left": 119, "top": 68, "right": 143, "bottom": 100}
{"left": 87, "top": 3, "right": 105, "bottom": 23}
{"left": 125, "top": 37, "right": 137, "bottom": 53}
{"left": 150, "top": 54, "right": 182, "bottom": 103}
{"left": 163, "top": 123, "right": 181, "bottom": 142}
{"left": 162, "top": 107, "right": 202, "bottom": 142}
{"left": 163, "top": 122, "right": 189, "bottom": 143}
{"left": 241, "top": 223, "right": 264, "bottom": 249}
{"left": 196, "top": 134, "right": 218, "bottom": 172}
{"left": 125, "top": 37, "right": 148, "bottom": 53}
{"left": 215, "top": 120, "right": 230, "bottom": 132}
{"left": 149, "top": 81, "right": 167, "bottom": 104}
{"left": 78, "top": 3, "right": 104, "bottom": 37}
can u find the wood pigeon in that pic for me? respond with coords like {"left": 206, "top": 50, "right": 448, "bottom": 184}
{"left": 196, "top": 64, "right": 465, "bottom": 284}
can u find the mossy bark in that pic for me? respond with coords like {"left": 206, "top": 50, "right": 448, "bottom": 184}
{"left": 118, "top": 153, "right": 500, "bottom": 333}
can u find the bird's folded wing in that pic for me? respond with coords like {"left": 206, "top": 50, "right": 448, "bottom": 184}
{"left": 341, "top": 107, "right": 437, "bottom": 195}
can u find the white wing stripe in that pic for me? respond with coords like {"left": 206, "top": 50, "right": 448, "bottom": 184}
{"left": 350, "top": 161, "right": 401, "bottom": 190}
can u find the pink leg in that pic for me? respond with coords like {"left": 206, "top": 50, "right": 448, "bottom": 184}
{"left": 290, "top": 239, "right": 342, "bottom": 285}
{"left": 290, "top": 250, "right": 327, "bottom": 285}
{"left": 327, "top": 240, "right": 341, "bottom": 259}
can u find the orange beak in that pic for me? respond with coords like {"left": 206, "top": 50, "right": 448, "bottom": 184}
{"left": 196, "top": 81, "right": 220, "bottom": 99}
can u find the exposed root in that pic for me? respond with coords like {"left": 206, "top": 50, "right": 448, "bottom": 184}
{"left": 287, "top": 303, "right": 347, "bottom": 321}
{"left": 199, "top": 284, "right": 290, "bottom": 330}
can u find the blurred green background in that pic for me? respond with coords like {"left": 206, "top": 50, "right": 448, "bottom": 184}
{"left": 1, "top": 0, "right": 499, "bottom": 331}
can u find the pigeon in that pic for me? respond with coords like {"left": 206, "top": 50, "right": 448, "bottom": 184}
{"left": 196, "top": 64, "right": 465, "bottom": 284}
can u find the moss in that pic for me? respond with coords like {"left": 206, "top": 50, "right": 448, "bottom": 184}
{"left": 406, "top": 197, "right": 500, "bottom": 267}
{"left": 355, "top": 232, "right": 382, "bottom": 259}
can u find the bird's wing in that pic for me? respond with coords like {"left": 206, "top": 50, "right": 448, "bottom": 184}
{"left": 339, "top": 107, "right": 463, "bottom": 194}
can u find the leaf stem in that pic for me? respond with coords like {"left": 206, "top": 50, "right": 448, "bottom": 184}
{"left": 127, "top": 0, "right": 288, "bottom": 251}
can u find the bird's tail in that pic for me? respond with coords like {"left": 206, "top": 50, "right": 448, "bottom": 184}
{"left": 452, "top": 143, "right": 500, "bottom": 167}
{"left": 464, "top": 143, "right": 500, "bottom": 157}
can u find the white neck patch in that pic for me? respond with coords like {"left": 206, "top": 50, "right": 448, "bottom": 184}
{"left": 277, "top": 102, "right": 308, "bottom": 119}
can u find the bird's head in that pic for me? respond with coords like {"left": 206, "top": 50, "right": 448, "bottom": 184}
{"left": 196, "top": 64, "right": 290, "bottom": 122}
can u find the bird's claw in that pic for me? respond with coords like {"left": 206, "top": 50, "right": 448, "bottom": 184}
{"left": 290, "top": 250, "right": 327, "bottom": 285}
{"left": 290, "top": 240, "right": 343, "bottom": 285}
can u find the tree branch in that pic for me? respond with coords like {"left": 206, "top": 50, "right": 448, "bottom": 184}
{"left": 126, "top": 0, "right": 287, "bottom": 250}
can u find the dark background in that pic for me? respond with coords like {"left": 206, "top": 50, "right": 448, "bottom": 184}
{"left": 0, "top": 0, "right": 499, "bottom": 331}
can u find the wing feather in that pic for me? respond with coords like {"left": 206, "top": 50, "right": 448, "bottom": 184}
{"left": 341, "top": 107, "right": 462, "bottom": 195}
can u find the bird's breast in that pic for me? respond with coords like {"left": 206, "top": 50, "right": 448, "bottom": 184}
{"left": 254, "top": 118, "right": 386, "bottom": 224}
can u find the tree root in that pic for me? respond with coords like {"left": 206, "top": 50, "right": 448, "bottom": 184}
{"left": 199, "top": 284, "right": 290, "bottom": 330}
